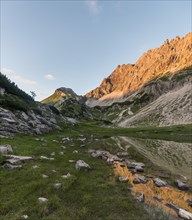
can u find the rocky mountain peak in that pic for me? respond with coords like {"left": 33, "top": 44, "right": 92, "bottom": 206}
{"left": 55, "top": 87, "right": 77, "bottom": 96}
{"left": 85, "top": 32, "right": 192, "bottom": 104}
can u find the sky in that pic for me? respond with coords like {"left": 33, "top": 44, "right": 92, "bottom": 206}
{"left": 0, "top": 0, "right": 191, "bottom": 101}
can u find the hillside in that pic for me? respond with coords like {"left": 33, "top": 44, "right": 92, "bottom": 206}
{"left": 0, "top": 73, "right": 62, "bottom": 136}
{"left": 41, "top": 88, "right": 102, "bottom": 119}
{"left": 41, "top": 87, "right": 78, "bottom": 105}
{"left": 86, "top": 32, "right": 192, "bottom": 107}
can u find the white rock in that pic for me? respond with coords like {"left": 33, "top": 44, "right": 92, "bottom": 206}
{"left": 61, "top": 146, "right": 66, "bottom": 149}
{"left": 42, "top": 174, "right": 49, "bottom": 178}
{"left": 73, "top": 150, "right": 78, "bottom": 154}
{"left": 119, "top": 176, "right": 128, "bottom": 182}
{"left": 6, "top": 155, "right": 33, "bottom": 164}
{"left": 59, "top": 151, "right": 64, "bottom": 155}
{"left": 21, "top": 215, "right": 29, "bottom": 219}
{"left": 69, "top": 160, "right": 75, "bottom": 163}
{"left": 53, "top": 182, "right": 62, "bottom": 189}
{"left": 50, "top": 152, "right": 55, "bottom": 156}
{"left": 153, "top": 178, "right": 167, "bottom": 187}
{"left": 178, "top": 208, "right": 192, "bottom": 220}
{"left": 75, "top": 160, "right": 91, "bottom": 170}
{"left": 61, "top": 173, "right": 71, "bottom": 179}
{"left": 38, "top": 197, "right": 48, "bottom": 203}
{"left": 40, "top": 156, "right": 54, "bottom": 161}
{"left": 0, "top": 144, "right": 13, "bottom": 154}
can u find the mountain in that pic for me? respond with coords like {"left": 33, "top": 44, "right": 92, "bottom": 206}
{"left": 41, "top": 87, "right": 78, "bottom": 105}
{"left": 41, "top": 87, "right": 101, "bottom": 119}
{"left": 86, "top": 32, "right": 192, "bottom": 107}
{"left": 105, "top": 67, "right": 192, "bottom": 127}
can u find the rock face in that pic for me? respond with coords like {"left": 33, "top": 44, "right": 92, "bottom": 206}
{"left": 86, "top": 32, "right": 192, "bottom": 106}
{"left": 0, "top": 105, "right": 61, "bottom": 137}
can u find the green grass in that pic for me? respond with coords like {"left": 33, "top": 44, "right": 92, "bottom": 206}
{"left": 73, "top": 121, "right": 192, "bottom": 143}
{"left": 0, "top": 131, "right": 152, "bottom": 220}
{"left": 0, "top": 123, "right": 191, "bottom": 219}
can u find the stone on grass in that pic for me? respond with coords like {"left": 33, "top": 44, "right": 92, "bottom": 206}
{"left": 3, "top": 163, "right": 22, "bottom": 170}
{"left": 153, "top": 178, "right": 167, "bottom": 187}
{"left": 21, "top": 215, "right": 29, "bottom": 219}
{"left": 73, "top": 150, "right": 78, "bottom": 154}
{"left": 69, "top": 160, "right": 75, "bottom": 163}
{"left": 59, "top": 152, "right": 64, "bottom": 155}
{"left": 6, "top": 155, "right": 33, "bottom": 164}
{"left": 119, "top": 176, "right": 128, "bottom": 182}
{"left": 32, "top": 165, "right": 39, "bottom": 169}
{"left": 0, "top": 144, "right": 13, "bottom": 154}
{"left": 175, "top": 180, "right": 189, "bottom": 191}
{"left": 75, "top": 160, "right": 91, "bottom": 171}
{"left": 53, "top": 182, "right": 62, "bottom": 189}
{"left": 40, "top": 156, "right": 54, "bottom": 161}
{"left": 42, "top": 174, "right": 49, "bottom": 178}
{"left": 52, "top": 169, "right": 57, "bottom": 173}
{"left": 61, "top": 146, "right": 66, "bottom": 149}
{"left": 61, "top": 173, "right": 71, "bottom": 179}
{"left": 136, "top": 194, "right": 145, "bottom": 203}
{"left": 38, "top": 197, "right": 48, "bottom": 203}
{"left": 50, "top": 152, "right": 55, "bottom": 156}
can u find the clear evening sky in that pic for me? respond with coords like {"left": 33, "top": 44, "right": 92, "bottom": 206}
{"left": 1, "top": 0, "right": 191, "bottom": 100}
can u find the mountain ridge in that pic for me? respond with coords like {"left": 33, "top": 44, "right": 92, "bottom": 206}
{"left": 85, "top": 32, "right": 192, "bottom": 107}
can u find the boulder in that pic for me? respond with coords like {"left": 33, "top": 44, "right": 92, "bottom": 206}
{"left": 133, "top": 176, "right": 148, "bottom": 184}
{"left": 153, "top": 178, "right": 167, "bottom": 187}
{"left": 88, "top": 150, "right": 109, "bottom": 160}
{"left": 127, "top": 162, "right": 145, "bottom": 172}
{"left": 117, "top": 152, "right": 128, "bottom": 157}
{"left": 5, "top": 155, "right": 33, "bottom": 164}
{"left": 75, "top": 160, "right": 91, "bottom": 171}
{"left": 0, "top": 144, "right": 13, "bottom": 154}
{"left": 175, "top": 180, "right": 189, "bottom": 190}
{"left": 178, "top": 208, "right": 192, "bottom": 220}
{"left": 3, "top": 163, "right": 22, "bottom": 170}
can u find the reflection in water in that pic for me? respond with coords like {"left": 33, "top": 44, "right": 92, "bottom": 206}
{"left": 114, "top": 162, "right": 192, "bottom": 216}
{"left": 112, "top": 137, "right": 192, "bottom": 180}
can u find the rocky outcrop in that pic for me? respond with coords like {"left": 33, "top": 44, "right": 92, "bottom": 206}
{"left": 0, "top": 104, "right": 61, "bottom": 137}
{"left": 86, "top": 32, "right": 192, "bottom": 106}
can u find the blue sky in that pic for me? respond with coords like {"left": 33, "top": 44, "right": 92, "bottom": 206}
{"left": 1, "top": 0, "right": 191, "bottom": 100}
